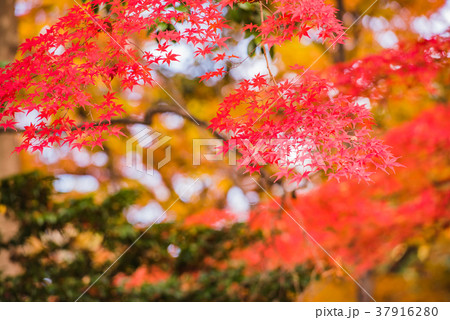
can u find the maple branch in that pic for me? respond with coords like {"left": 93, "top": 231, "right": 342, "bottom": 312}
{"left": 143, "top": 105, "right": 281, "bottom": 186}
{"left": 259, "top": 1, "right": 277, "bottom": 85}
{"left": 1, "top": 104, "right": 225, "bottom": 138}
{"left": 1, "top": 105, "right": 282, "bottom": 186}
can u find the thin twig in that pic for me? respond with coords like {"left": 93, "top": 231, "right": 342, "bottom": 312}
{"left": 259, "top": 1, "right": 277, "bottom": 85}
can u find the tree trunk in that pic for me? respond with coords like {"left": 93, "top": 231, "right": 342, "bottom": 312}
{"left": 0, "top": 0, "right": 22, "bottom": 278}
{"left": 357, "top": 272, "right": 375, "bottom": 302}
{"left": 334, "top": 0, "right": 346, "bottom": 63}
{"left": 0, "top": 0, "right": 20, "bottom": 179}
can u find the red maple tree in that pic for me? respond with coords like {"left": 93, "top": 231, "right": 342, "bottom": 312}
{"left": 0, "top": 0, "right": 403, "bottom": 183}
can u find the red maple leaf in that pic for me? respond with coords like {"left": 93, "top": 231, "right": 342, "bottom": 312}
{"left": 163, "top": 50, "right": 180, "bottom": 66}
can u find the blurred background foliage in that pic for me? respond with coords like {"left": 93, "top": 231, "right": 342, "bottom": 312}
{"left": 0, "top": 0, "right": 449, "bottom": 301}
{"left": 0, "top": 171, "right": 313, "bottom": 301}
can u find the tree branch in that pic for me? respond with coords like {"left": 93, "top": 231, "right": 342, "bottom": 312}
{"left": 334, "top": 0, "right": 346, "bottom": 63}
{"left": 1, "top": 104, "right": 225, "bottom": 139}
{"left": 259, "top": 1, "right": 277, "bottom": 85}
{"left": 1, "top": 104, "right": 282, "bottom": 186}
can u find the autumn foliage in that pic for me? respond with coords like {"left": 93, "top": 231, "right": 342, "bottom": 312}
{"left": 0, "top": 0, "right": 403, "bottom": 183}
{"left": 0, "top": 0, "right": 449, "bottom": 302}
{"left": 234, "top": 105, "right": 450, "bottom": 275}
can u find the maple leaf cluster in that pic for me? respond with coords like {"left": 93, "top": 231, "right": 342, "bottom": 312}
{"left": 210, "top": 32, "right": 450, "bottom": 183}
{"left": 257, "top": 0, "right": 345, "bottom": 48}
{"left": 210, "top": 71, "right": 400, "bottom": 182}
{"left": 0, "top": 0, "right": 405, "bottom": 183}
{"left": 0, "top": 0, "right": 230, "bottom": 151}
{"left": 328, "top": 33, "right": 450, "bottom": 102}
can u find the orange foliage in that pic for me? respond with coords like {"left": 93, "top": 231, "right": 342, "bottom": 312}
{"left": 114, "top": 266, "right": 170, "bottom": 290}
